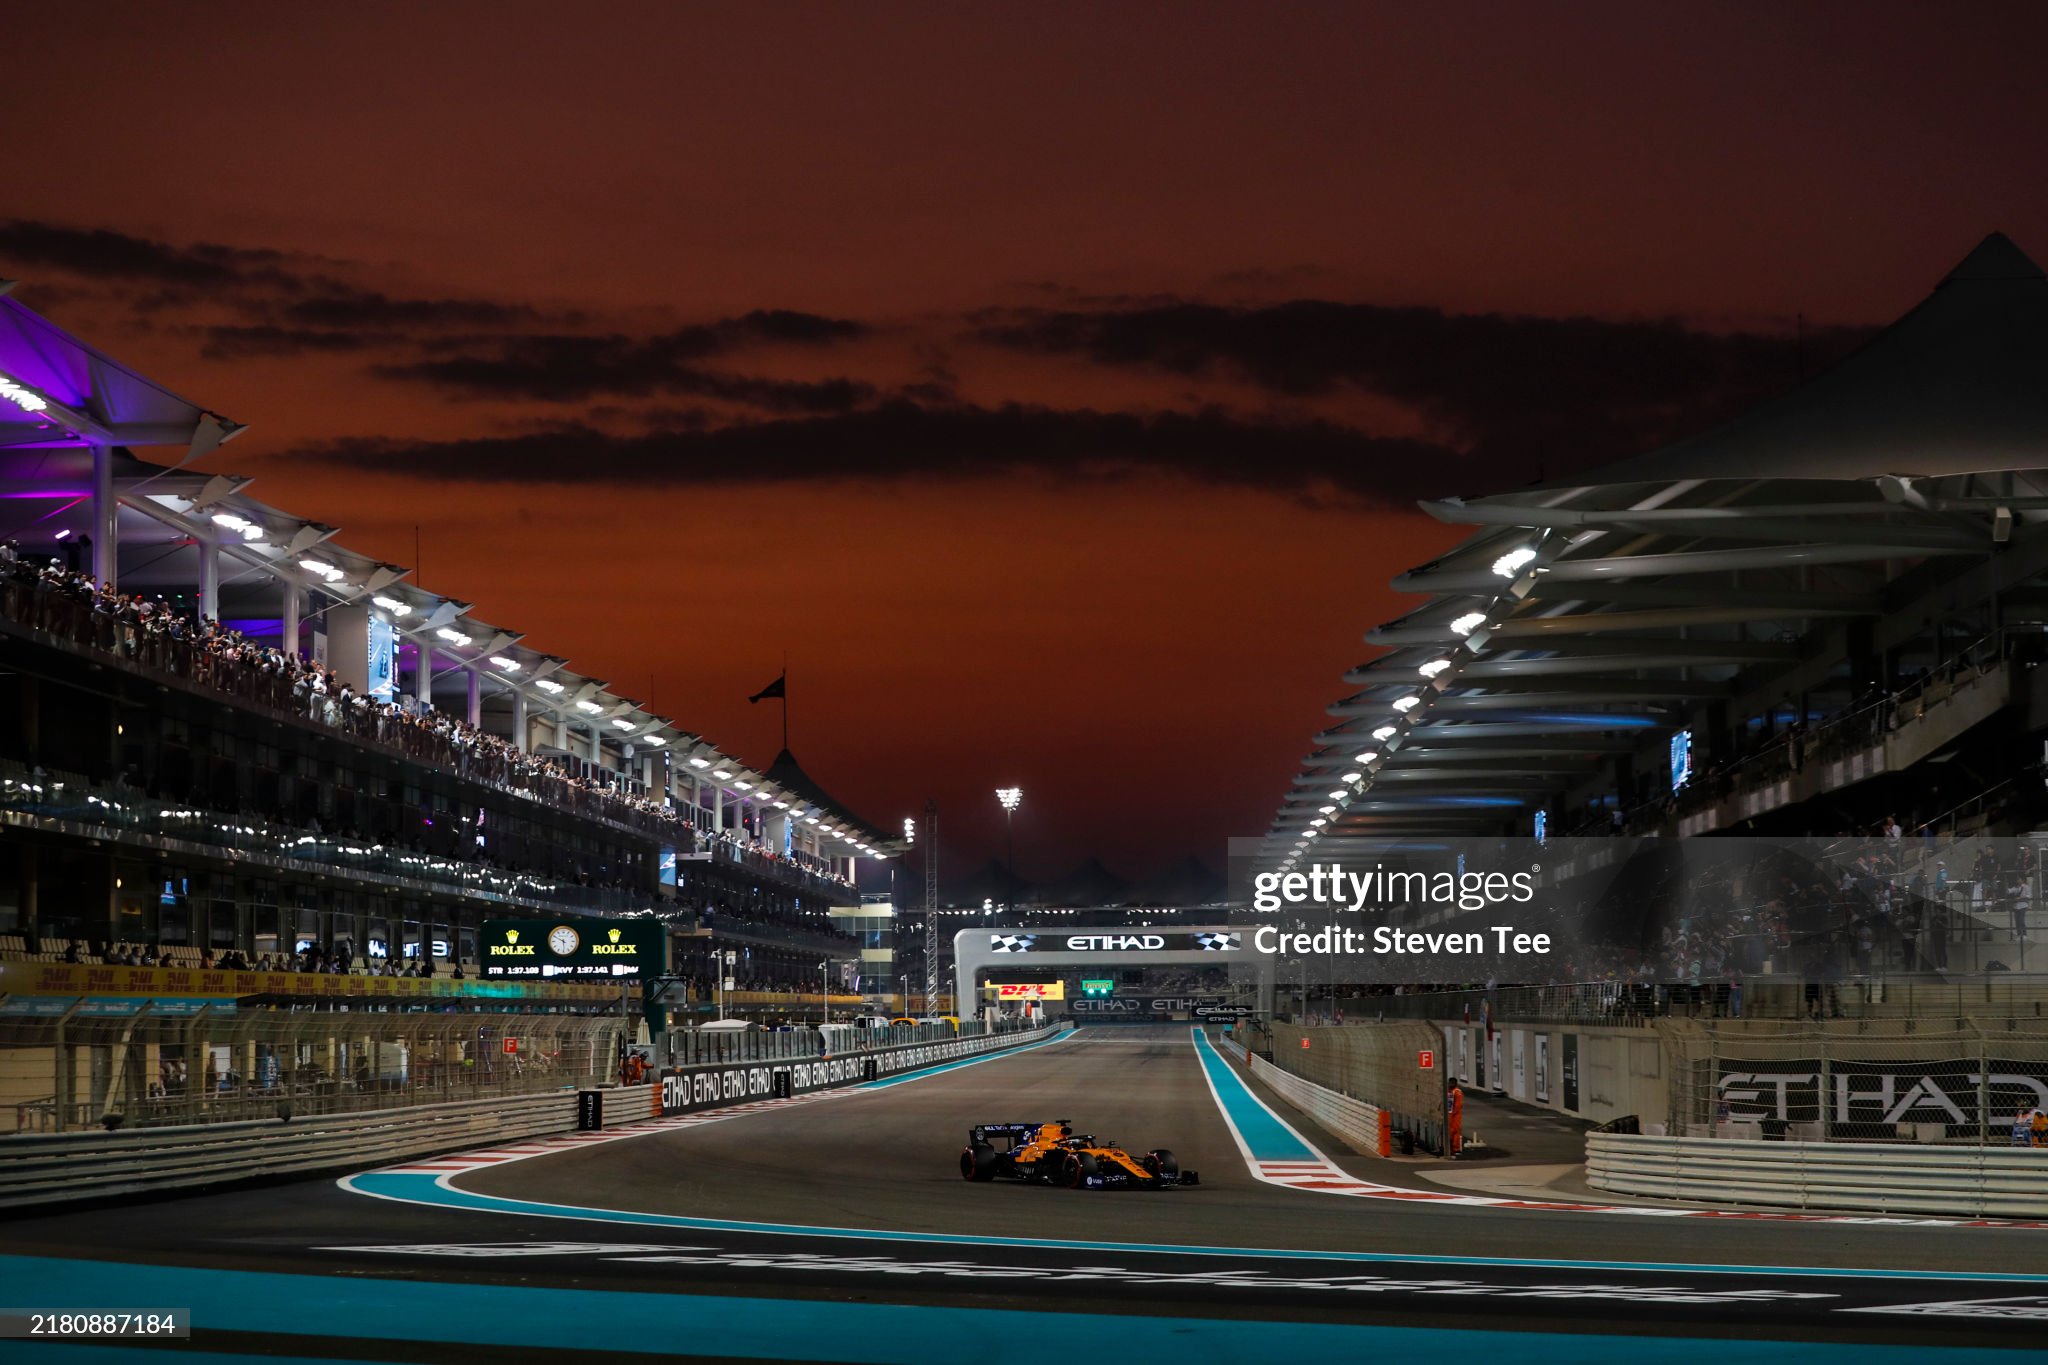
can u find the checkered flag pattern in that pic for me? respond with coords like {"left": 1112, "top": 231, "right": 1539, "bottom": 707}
{"left": 988, "top": 933, "right": 1038, "bottom": 953}
{"left": 1194, "top": 932, "right": 1240, "bottom": 951}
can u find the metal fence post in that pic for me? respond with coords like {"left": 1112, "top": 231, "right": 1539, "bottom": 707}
{"left": 1975, "top": 1021, "right": 1989, "bottom": 1147}
{"left": 51, "top": 1002, "right": 80, "bottom": 1133}
{"left": 1816, "top": 1025, "right": 1832, "bottom": 1144}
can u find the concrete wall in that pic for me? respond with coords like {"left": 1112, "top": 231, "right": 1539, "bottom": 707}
{"left": 1251, "top": 1020, "right": 1446, "bottom": 1145}
{"left": 1438, "top": 1020, "right": 1668, "bottom": 1127}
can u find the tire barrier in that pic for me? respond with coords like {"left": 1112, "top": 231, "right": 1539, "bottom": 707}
{"left": 1586, "top": 1131, "right": 2048, "bottom": 1218}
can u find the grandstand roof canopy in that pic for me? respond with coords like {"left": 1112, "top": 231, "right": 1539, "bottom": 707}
{"left": 0, "top": 285, "right": 242, "bottom": 462}
{"left": 1551, "top": 231, "right": 2048, "bottom": 488}
{"left": 0, "top": 285, "right": 898, "bottom": 856}
{"left": 1265, "top": 233, "right": 2048, "bottom": 865}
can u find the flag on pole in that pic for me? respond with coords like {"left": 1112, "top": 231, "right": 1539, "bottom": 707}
{"left": 748, "top": 672, "right": 786, "bottom": 703}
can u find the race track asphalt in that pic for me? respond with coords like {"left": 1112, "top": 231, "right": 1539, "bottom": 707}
{"left": 451, "top": 1024, "right": 2046, "bottom": 1273}
{"left": 5, "top": 1026, "right": 2047, "bottom": 1361}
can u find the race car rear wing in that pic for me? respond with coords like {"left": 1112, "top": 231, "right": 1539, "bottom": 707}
{"left": 969, "top": 1120, "right": 1070, "bottom": 1147}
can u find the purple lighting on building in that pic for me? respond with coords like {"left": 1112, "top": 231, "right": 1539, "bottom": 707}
{"left": 0, "top": 488, "right": 92, "bottom": 499}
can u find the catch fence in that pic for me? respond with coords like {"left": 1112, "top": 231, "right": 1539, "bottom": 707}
{"left": 1659, "top": 1018, "right": 2048, "bottom": 1145}
{"left": 0, "top": 1006, "right": 624, "bottom": 1134}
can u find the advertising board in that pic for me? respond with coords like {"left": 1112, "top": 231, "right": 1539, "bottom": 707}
{"left": 480, "top": 915, "right": 666, "bottom": 981}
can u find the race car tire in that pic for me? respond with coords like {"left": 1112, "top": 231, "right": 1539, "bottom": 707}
{"left": 1144, "top": 1149, "right": 1180, "bottom": 1179}
{"left": 1061, "top": 1152, "right": 1101, "bottom": 1188}
{"left": 961, "top": 1142, "right": 1000, "bottom": 1182}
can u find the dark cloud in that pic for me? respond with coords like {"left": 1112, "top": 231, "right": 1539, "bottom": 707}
{"left": 196, "top": 324, "right": 391, "bottom": 360}
{"left": 374, "top": 311, "right": 873, "bottom": 403}
{"left": 979, "top": 300, "right": 1874, "bottom": 480}
{"left": 278, "top": 287, "right": 559, "bottom": 330}
{"left": 0, "top": 220, "right": 577, "bottom": 338}
{"left": 287, "top": 400, "right": 1458, "bottom": 504}
{"left": 0, "top": 219, "right": 300, "bottom": 288}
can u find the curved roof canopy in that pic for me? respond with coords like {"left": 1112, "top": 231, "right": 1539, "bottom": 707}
{"left": 1561, "top": 232, "right": 2048, "bottom": 487}
{"left": 1263, "top": 234, "right": 2048, "bottom": 866}
{"left": 0, "top": 285, "right": 242, "bottom": 461}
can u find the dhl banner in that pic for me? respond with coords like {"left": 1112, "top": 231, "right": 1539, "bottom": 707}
{"left": 0, "top": 960, "right": 621, "bottom": 1004}
{"left": 992, "top": 982, "right": 1065, "bottom": 1000}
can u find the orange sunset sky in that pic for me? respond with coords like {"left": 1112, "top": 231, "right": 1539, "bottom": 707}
{"left": 5, "top": 3, "right": 2047, "bottom": 878}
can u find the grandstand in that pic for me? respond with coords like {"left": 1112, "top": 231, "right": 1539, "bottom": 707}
{"left": 1263, "top": 232, "right": 2048, "bottom": 985}
{"left": 0, "top": 282, "right": 902, "bottom": 1020}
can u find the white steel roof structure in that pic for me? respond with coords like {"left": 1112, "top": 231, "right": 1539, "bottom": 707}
{"left": 0, "top": 285, "right": 899, "bottom": 859}
{"left": 1265, "top": 233, "right": 2048, "bottom": 866}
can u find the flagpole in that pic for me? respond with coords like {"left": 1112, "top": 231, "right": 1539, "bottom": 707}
{"left": 782, "top": 654, "right": 789, "bottom": 751}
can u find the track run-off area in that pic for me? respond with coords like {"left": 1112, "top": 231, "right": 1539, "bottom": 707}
{"left": 7, "top": 1026, "right": 2048, "bottom": 1363}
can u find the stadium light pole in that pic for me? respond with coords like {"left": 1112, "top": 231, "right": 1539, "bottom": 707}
{"left": 996, "top": 787, "right": 1022, "bottom": 910}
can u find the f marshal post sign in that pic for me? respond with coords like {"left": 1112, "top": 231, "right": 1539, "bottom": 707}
{"left": 480, "top": 915, "right": 666, "bottom": 981}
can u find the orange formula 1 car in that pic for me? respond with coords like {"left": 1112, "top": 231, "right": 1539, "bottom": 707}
{"left": 958, "top": 1119, "right": 1198, "bottom": 1189}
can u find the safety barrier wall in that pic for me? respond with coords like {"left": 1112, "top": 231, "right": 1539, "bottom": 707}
{"left": 1246, "top": 1051, "right": 1391, "bottom": 1157}
{"left": 1586, "top": 1132, "right": 2048, "bottom": 1218}
{"left": 651, "top": 1024, "right": 1057, "bottom": 1117}
{"left": 1248, "top": 1020, "right": 1445, "bottom": 1150}
{"left": 0, "top": 1089, "right": 588, "bottom": 1211}
{"left": 0, "top": 1024, "right": 1060, "bottom": 1210}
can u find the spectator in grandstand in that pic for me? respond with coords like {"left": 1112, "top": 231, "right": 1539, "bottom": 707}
{"left": 2, "top": 557, "right": 856, "bottom": 896}
{"left": 2011, "top": 878, "right": 2031, "bottom": 942}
